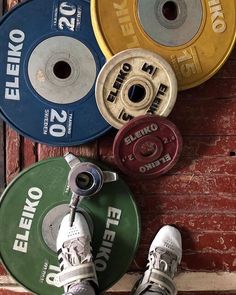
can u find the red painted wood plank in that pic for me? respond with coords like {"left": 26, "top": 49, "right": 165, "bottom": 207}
{"left": 6, "top": 0, "right": 20, "bottom": 10}
{"left": 139, "top": 231, "right": 236, "bottom": 253}
{"left": 132, "top": 249, "right": 236, "bottom": 272}
{"left": 63, "top": 141, "right": 98, "bottom": 159}
{"left": 0, "top": 291, "right": 30, "bottom": 295}
{"left": 0, "top": 265, "right": 7, "bottom": 276}
{"left": 140, "top": 214, "right": 235, "bottom": 232}
{"left": 172, "top": 156, "right": 236, "bottom": 175}
{"left": 182, "top": 232, "right": 236, "bottom": 253}
{"left": 170, "top": 98, "right": 236, "bottom": 136}
{"left": 22, "top": 138, "right": 37, "bottom": 169}
{"left": 181, "top": 136, "right": 236, "bottom": 157}
{"left": 0, "top": 121, "right": 5, "bottom": 193}
{"left": 37, "top": 144, "right": 63, "bottom": 161}
{"left": 214, "top": 60, "right": 236, "bottom": 79}
{"left": 136, "top": 194, "right": 236, "bottom": 214}
{"left": 182, "top": 252, "right": 236, "bottom": 272}
{"left": 128, "top": 174, "right": 236, "bottom": 195}
{"left": 177, "top": 76, "right": 236, "bottom": 100}
{"left": 229, "top": 47, "right": 236, "bottom": 60}
{"left": 5, "top": 127, "right": 21, "bottom": 184}
{"left": 98, "top": 132, "right": 116, "bottom": 160}
{"left": 37, "top": 142, "right": 98, "bottom": 162}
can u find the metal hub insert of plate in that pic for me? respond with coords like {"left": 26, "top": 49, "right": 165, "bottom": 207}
{"left": 113, "top": 114, "right": 183, "bottom": 178}
{"left": 91, "top": 0, "right": 236, "bottom": 90}
{"left": 64, "top": 153, "right": 118, "bottom": 226}
{"left": 138, "top": 0, "right": 203, "bottom": 47}
{"left": 95, "top": 48, "right": 177, "bottom": 129}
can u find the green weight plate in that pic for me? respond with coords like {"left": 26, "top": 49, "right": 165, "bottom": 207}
{"left": 0, "top": 157, "right": 140, "bottom": 294}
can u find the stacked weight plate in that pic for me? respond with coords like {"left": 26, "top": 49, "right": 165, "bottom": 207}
{"left": 91, "top": 0, "right": 236, "bottom": 90}
{"left": 91, "top": 0, "right": 236, "bottom": 177}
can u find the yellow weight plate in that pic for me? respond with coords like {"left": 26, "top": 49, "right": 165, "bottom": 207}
{"left": 91, "top": 0, "right": 236, "bottom": 90}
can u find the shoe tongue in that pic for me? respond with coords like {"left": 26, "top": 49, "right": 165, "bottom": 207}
{"left": 153, "top": 248, "right": 178, "bottom": 278}
{"left": 63, "top": 237, "right": 91, "bottom": 266}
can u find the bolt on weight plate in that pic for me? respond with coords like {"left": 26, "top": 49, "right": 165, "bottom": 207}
{"left": 0, "top": 0, "right": 111, "bottom": 146}
{"left": 91, "top": 0, "right": 236, "bottom": 90}
{"left": 96, "top": 48, "right": 177, "bottom": 129}
{"left": 113, "top": 115, "right": 183, "bottom": 178}
{"left": 0, "top": 157, "right": 140, "bottom": 295}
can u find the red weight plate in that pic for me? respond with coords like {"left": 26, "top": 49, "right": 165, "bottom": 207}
{"left": 113, "top": 115, "right": 183, "bottom": 178}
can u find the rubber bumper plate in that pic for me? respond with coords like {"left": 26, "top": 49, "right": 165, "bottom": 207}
{"left": 0, "top": 157, "right": 140, "bottom": 294}
{"left": 0, "top": 0, "right": 111, "bottom": 146}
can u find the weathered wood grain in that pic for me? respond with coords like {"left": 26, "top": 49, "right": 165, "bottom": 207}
{"left": 131, "top": 251, "right": 236, "bottom": 272}
{"left": 140, "top": 215, "right": 235, "bottom": 238}
{"left": 37, "top": 141, "right": 98, "bottom": 160}
{"left": 170, "top": 98, "right": 236, "bottom": 136}
{"left": 6, "top": 0, "right": 18, "bottom": 10}
{"left": 0, "top": 265, "right": 6, "bottom": 276}
{"left": 0, "top": 120, "right": 4, "bottom": 193}
{"left": 136, "top": 194, "right": 236, "bottom": 214}
{"left": 128, "top": 174, "right": 236, "bottom": 194}
{"left": 5, "top": 127, "right": 20, "bottom": 184}
{"left": 22, "top": 138, "right": 36, "bottom": 169}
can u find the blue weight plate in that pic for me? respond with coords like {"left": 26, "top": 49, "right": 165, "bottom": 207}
{"left": 0, "top": 0, "right": 111, "bottom": 146}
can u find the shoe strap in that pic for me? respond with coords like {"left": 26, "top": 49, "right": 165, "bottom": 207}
{"left": 149, "top": 269, "right": 177, "bottom": 295}
{"left": 54, "top": 262, "right": 97, "bottom": 288}
{"left": 134, "top": 269, "right": 177, "bottom": 295}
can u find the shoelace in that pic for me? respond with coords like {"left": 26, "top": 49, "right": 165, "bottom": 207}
{"left": 62, "top": 236, "right": 92, "bottom": 266}
{"left": 148, "top": 247, "right": 178, "bottom": 278}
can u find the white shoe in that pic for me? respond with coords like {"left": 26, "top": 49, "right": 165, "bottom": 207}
{"left": 54, "top": 212, "right": 98, "bottom": 294}
{"left": 133, "top": 225, "right": 182, "bottom": 295}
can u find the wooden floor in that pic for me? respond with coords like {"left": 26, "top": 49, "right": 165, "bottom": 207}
{"left": 0, "top": 0, "right": 236, "bottom": 294}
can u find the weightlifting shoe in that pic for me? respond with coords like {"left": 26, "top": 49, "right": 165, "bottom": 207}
{"left": 54, "top": 212, "right": 98, "bottom": 294}
{"left": 133, "top": 225, "right": 182, "bottom": 295}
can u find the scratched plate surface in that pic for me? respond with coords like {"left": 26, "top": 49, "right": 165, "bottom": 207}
{"left": 96, "top": 49, "right": 177, "bottom": 129}
{"left": 0, "top": 0, "right": 111, "bottom": 146}
{"left": 91, "top": 0, "right": 236, "bottom": 90}
{"left": 113, "top": 115, "right": 183, "bottom": 177}
{"left": 0, "top": 157, "right": 140, "bottom": 294}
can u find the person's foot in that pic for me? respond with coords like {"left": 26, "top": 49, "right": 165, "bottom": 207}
{"left": 54, "top": 212, "right": 98, "bottom": 294}
{"left": 133, "top": 225, "right": 182, "bottom": 295}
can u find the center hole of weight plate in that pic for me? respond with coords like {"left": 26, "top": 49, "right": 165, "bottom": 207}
{"left": 162, "top": 1, "right": 178, "bottom": 21}
{"left": 140, "top": 141, "right": 158, "bottom": 157}
{"left": 76, "top": 172, "right": 94, "bottom": 190}
{"left": 53, "top": 61, "right": 72, "bottom": 79}
{"left": 128, "top": 84, "right": 146, "bottom": 103}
